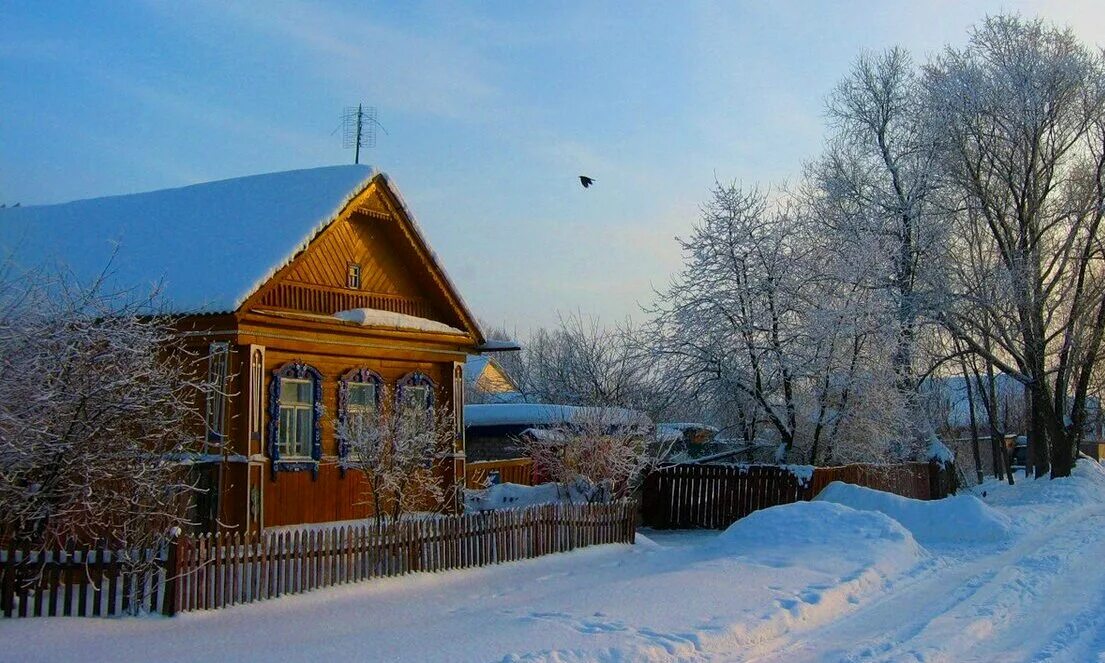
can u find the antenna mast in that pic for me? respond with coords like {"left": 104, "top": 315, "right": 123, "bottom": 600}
{"left": 342, "top": 104, "right": 381, "bottom": 164}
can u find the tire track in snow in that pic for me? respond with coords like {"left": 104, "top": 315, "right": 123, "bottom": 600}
{"left": 739, "top": 503, "right": 1105, "bottom": 663}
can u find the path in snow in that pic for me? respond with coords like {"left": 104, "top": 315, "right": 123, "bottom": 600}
{"left": 744, "top": 497, "right": 1105, "bottom": 662}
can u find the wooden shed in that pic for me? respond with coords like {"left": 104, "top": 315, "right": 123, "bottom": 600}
{"left": 2, "top": 165, "right": 494, "bottom": 532}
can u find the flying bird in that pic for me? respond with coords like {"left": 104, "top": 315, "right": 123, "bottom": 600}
{"left": 579, "top": 176, "right": 595, "bottom": 189}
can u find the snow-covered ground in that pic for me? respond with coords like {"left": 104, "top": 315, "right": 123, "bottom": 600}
{"left": 6, "top": 463, "right": 1105, "bottom": 662}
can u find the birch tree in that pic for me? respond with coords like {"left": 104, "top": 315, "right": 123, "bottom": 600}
{"left": 648, "top": 183, "right": 903, "bottom": 463}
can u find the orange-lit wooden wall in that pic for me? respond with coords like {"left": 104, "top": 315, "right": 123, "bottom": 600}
{"left": 176, "top": 175, "right": 479, "bottom": 533}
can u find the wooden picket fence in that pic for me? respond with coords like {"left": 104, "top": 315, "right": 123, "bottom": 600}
{"left": 642, "top": 462, "right": 945, "bottom": 530}
{"left": 1, "top": 544, "right": 169, "bottom": 618}
{"left": 1, "top": 500, "right": 636, "bottom": 618}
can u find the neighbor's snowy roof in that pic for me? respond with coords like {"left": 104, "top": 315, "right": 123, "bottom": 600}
{"left": 0, "top": 165, "right": 377, "bottom": 313}
{"left": 464, "top": 403, "right": 651, "bottom": 428}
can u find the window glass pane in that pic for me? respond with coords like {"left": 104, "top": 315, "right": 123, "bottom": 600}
{"left": 403, "top": 386, "right": 429, "bottom": 410}
{"left": 279, "top": 408, "right": 295, "bottom": 454}
{"left": 296, "top": 408, "right": 313, "bottom": 456}
{"left": 296, "top": 380, "right": 313, "bottom": 403}
{"left": 278, "top": 377, "right": 315, "bottom": 458}
{"left": 280, "top": 378, "right": 311, "bottom": 405}
{"left": 349, "top": 382, "right": 376, "bottom": 409}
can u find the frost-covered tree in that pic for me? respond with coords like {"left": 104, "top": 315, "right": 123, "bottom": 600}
{"left": 519, "top": 408, "right": 666, "bottom": 503}
{"left": 924, "top": 15, "right": 1105, "bottom": 477}
{"left": 647, "top": 184, "right": 909, "bottom": 463}
{"left": 808, "top": 47, "right": 947, "bottom": 437}
{"left": 497, "top": 314, "right": 678, "bottom": 420}
{"left": 335, "top": 386, "right": 456, "bottom": 523}
{"left": 0, "top": 263, "right": 213, "bottom": 605}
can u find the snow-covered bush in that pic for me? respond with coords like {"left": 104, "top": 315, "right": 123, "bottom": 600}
{"left": 0, "top": 263, "right": 215, "bottom": 609}
{"left": 519, "top": 408, "right": 671, "bottom": 503}
{"left": 335, "top": 386, "right": 455, "bottom": 523}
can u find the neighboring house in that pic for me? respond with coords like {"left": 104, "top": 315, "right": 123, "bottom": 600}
{"left": 464, "top": 403, "right": 651, "bottom": 462}
{"left": 924, "top": 374, "right": 1103, "bottom": 440}
{"left": 1, "top": 165, "right": 502, "bottom": 532}
{"left": 464, "top": 354, "right": 523, "bottom": 403}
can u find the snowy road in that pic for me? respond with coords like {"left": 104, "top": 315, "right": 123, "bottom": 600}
{"left": 747, "top": 500, "right": 1105, "bottom": 662}
{"left": 5, "top": 465, "right": 1105, "bottom": 662}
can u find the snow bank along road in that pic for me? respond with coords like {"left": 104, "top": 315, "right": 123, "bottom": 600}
{"left": 6, "top": 463, "right": 1105, "bottom": 662}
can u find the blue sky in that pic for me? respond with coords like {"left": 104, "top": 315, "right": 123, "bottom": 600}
{"left": 3, "top": 1, "right": 1103, "bottom": 332}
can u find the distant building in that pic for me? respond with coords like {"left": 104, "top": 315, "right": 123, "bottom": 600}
{"left": 464, "top": 403, "right": 651, "bottom": 462}
{"left": 465, "top": 355, "right": 524, "bottom": 403}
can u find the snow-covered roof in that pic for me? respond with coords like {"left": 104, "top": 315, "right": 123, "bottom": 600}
{"left": 0, "top": 165, "right": 478, "bottom": 323}
{"left": 465, "top": 403, "right": 651, "bottom": 428}
{"left": 335, "top": 308, "right": 465, "bottom": 336}
{"left": 0, "top": 165, "right": 375, "bottom": 313}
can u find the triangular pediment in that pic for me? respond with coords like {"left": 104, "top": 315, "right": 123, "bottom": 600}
{"left": 243, "top": 177, "right": 481, "bottom": 340}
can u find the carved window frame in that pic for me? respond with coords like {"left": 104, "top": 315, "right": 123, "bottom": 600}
{"left": 337, "top": 367, "right": 384, "bottom": 476}
{"left": 268, "top": 361, "right": 324, "bottom": 479}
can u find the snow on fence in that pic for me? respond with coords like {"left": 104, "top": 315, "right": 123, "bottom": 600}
{"left": 1, "top": 500, "right": 636, "bottom": 618}
{"left": 641, "top": 462, "right": 944, "bottom": 530}
{"left": 465, "top": 457, "right": 536, "bottom": 487}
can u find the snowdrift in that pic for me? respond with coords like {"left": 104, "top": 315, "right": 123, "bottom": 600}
{"left": 815, "top": 481, "right": 1012, "bottom": 544}
{"left": 979, "top": 458, "right": 1105, "bottom": 510}
{"left": 464, "top": 481, "right": 602, "bottom": 511}
{"left": 717, "top": 500, "right": 927, "bottom": 574}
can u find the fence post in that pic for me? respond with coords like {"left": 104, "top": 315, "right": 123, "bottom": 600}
{"left": 640, "top": 471, "right": 658, "bottom": 528}
{"left": 162, "top": 533, "right": 183, "bottom": 617}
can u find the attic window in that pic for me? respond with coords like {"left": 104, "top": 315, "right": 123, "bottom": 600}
{"left": 346, "top": 262, "right": 361, "bottom": 289}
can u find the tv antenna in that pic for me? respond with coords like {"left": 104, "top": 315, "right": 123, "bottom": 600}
{"left": 340, "top": 104, "right": 387, "bottom": 164}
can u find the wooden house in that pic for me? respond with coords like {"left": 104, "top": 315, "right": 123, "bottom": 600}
{"left": 464, "top": 354, "right": 523, "bottom": 403}
{"left": 1, "top": 165, "right": 503, "bottom": 532}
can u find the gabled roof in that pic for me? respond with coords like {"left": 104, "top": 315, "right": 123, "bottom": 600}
{"left": 0, "top": 166, "right": 484, "bottom": 340}
{"left": 465, "top": 354, "right": 523, "bottom": 392}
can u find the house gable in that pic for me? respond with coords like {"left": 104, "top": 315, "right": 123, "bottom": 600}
{"left": 243, "top": 176, "right": 480, "bottom": 340}
{"left": 476, "top": 360, "right": 519, "bottom": 394}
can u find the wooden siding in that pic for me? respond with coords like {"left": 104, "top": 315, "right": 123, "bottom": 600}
{"left": 261, "top": 350, "right": 456, "bottom": 528}
{"left": 172, "top": 176, "right": 485, "bottom": 533}
{"left": 249, "top": 183, "right": 466, "bottom": 332}
{"left": 475, "top": 361, "right": 518, "bottom": 394}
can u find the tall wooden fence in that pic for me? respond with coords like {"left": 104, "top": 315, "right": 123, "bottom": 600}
{"left": 642, "top": 462, "right": 944, "bottom": 530}
{"left": 1, "top": 500, "right": 636, "bottom": 618}
{"left": 466, "top": 457, "right": 535, "bottom": 488}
